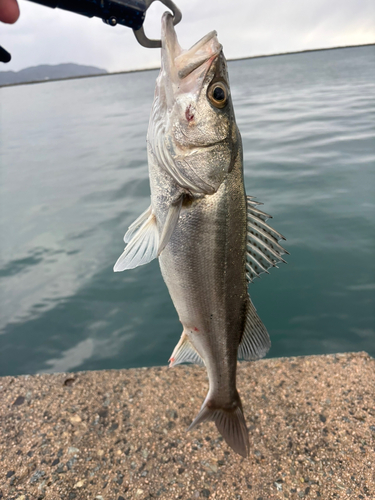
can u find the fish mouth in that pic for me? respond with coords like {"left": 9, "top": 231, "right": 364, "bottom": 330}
{"left": 161, "top": 12, "right": 222, "bottom": 82}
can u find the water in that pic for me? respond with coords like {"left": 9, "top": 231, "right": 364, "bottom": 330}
{"left": 0, "top": 46, "right": 374, "bottom": 376}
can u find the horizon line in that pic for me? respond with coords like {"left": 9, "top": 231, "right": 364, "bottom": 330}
{"left": 1, "top": 42, "right": 374, "bottom": 88}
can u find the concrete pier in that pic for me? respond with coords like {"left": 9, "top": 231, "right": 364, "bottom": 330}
{"left": 0, "top": 352, "right": 374, "bottom": 499}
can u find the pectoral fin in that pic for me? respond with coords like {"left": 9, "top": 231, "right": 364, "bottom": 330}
{"left": 238, "top": 297, "right": 271, "bottom": 361}
{"left": 114, "top": 209, "right": 159, "bottom": 271}
{"left": 123, "top": 205, "right": 152, "bottom": 244}
{"left": 157, "top": 195, "right": 183, "bottom": 256}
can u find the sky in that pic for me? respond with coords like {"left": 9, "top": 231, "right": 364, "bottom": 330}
{"left": 1, "top": 0, "right": 374, "bottom": 73}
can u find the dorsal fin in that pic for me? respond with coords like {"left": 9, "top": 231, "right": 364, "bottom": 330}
{"left": 246, "top": 196, "right": 288, "bottom": 283}
{"left": 238, "top": 297, "right": 271, "bottom": 361}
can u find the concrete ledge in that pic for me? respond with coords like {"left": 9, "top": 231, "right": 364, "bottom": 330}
{"left": 0, "top": 352, "right": 374, "bottom": 499}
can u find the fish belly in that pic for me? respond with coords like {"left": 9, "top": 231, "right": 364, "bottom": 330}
{"left": 157, "top": 155, "right": 248, "bottom": 404}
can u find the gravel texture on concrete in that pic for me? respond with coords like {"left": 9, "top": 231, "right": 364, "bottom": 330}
{"left": 0, "top": 352, "right": 374, "bottom": 500}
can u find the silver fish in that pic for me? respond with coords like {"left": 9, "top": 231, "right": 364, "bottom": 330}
{"left": 114, "top": 13, "right": 287, "bottom": 457}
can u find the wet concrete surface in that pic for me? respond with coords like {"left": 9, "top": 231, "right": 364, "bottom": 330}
{"left": 0, "top": 352, "right": 374, "bottom": 499}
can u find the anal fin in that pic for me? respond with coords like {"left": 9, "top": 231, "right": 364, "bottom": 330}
{"left": 169, "top": 332, "right": 204, "bottom": 367}
{"left": 238, "top": 297, "right": 271, "bottom": 361}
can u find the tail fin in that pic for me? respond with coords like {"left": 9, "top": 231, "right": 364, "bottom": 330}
{"left": 188, "top": 394, "right": 249, "bottom": 458}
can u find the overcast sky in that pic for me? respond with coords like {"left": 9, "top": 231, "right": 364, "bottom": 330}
{"left": 1, "top": 0, "right": 374, "bottom": 72}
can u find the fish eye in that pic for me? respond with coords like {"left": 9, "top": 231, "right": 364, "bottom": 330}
{"left": 207, "top": 82, "right": 228, "bottom": 109}
{"left": 213, "top": 87, "right": 225, "bottom": 101}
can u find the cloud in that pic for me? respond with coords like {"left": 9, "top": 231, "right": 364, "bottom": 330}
{"left": 1, "top": 0, "right": 374, "bottom": 72}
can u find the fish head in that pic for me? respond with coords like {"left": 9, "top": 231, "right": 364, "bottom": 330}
{"left": 150, "top": 12, "right": 240, "bottom": 194}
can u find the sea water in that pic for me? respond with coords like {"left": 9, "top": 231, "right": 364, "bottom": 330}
{"left": 0, "top": 45, "right": 374, "bottom": 375}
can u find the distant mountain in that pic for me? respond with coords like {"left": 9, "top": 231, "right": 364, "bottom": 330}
{"left": 0, "top": 63, "right": 108, "bottom": 86}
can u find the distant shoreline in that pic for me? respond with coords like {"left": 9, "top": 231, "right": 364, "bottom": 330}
{"left": 1, "top": 42, "right": 374, "bottom": 88}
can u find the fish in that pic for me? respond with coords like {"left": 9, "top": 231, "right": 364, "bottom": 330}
{"left": 114, "top": 12, "right": 287, "bottom": 457}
